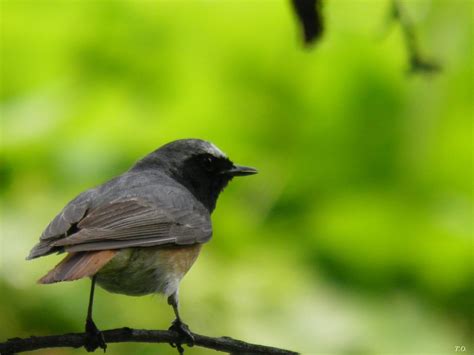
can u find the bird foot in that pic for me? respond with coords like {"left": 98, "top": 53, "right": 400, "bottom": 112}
{"left": 84, "top": 318, "right": 107, "bottom": 352}
{"left": 168, "top": 318, "right": 195, "bottom": 354}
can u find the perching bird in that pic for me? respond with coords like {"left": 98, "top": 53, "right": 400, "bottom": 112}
{"left": 27, "top": 139, "right": 257, "bottom": 353}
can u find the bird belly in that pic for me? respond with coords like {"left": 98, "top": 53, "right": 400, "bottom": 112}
{"left": 95, "top": 244, "right": 202, "bottom": 297}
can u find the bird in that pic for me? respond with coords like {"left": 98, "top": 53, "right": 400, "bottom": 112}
{"left": 27, "top": 139, "right": 257, "bottom": 353}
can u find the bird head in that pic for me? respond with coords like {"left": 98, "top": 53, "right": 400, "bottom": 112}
{"left": 132, "top": 139, "right": 257, "bottom": 211}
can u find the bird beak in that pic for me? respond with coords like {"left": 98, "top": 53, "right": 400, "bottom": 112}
{"left": 224, "top": 164, "right": 258, "bottom": 177}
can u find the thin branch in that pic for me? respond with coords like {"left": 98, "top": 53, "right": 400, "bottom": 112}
{"left": 291, "top": 0, "right": 324, "bottom": 45}
{"left": 391, "top": 0, "right": 441, "bottom": 74}
{"left": 0, "top": 327, "right": 298, "bottom": 354}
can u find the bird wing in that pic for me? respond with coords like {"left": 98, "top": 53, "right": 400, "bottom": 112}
{"left": 27, "top": 188, "right": 212, "bottom": 258}
{"left": 27, "top": 190, "right": 93, "bottom": 259}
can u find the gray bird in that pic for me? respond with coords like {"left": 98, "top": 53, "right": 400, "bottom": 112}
{"left": 27, "top": 139, "right": 257, "bottom": 352}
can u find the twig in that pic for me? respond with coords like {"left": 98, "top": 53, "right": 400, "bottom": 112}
{"left": 291, "top": 0, "right": 324, "bottom": 45}
{"left": 391, "top": 0, "right": 441, "bottom": 74}
{"left": 0, "top": 327, "right": 298, "bottom": 354}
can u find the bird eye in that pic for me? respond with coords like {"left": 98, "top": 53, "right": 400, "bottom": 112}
{"left": 202, "top": 156, "right": 215, "bottom": 171}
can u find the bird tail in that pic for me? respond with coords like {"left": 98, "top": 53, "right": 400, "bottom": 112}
{"left": 38, "top": 250, "right": 117, "bottom": 284}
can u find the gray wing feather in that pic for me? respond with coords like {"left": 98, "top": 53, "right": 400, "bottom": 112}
{"left": 64, "top": 237, "right": 177, "bottom": 252}
{"left": 27, "top": 191, "right": 92, "bottom": 259}
{"left": 41, "top": 196, "right": 90, "bottom": 240}
{"left": 28, "top": 187, "right": 212, "bottom": 259}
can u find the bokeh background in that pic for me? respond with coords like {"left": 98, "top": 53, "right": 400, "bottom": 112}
{"left": 1, "top": 0, "right": 472, "bottom": 354}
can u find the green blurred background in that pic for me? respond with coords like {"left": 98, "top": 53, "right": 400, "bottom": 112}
{"left": 1, "top": 0, "right": 472, "bottom": 354}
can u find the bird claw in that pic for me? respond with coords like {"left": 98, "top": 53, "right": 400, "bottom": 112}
{"left": 170, "top": 342, "right": 185, "bottom": 355}
{"left": 84, "top": 318, "right": 107, "bottom": 352}
{"left": 168, "top": 318, "right": 195, "bottom": 353}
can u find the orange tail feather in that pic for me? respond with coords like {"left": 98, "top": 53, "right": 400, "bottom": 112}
{"left": 39, "top": 250, "right": 117, "bottom": 284}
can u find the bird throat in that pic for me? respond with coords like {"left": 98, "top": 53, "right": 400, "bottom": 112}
{"left": 181, "top": 175, "right": 231, "bottom": 213}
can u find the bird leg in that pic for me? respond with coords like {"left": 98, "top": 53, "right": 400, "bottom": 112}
{"left": 167, "top": 291, "right": 194, "bottom": 354}
{"left": 84, "top": 275, "right": 107, "bottom": 352}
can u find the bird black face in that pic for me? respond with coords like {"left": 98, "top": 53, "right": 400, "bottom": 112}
{"left": 198, "top": 153, "right": 234, "bottom": 176}
{"left": 132, "top": 139, "right": 257, "bottom": 212}
{"left": 179, "top": 153, "right": 234, "bottom": 204}
{"left": 179, "top": 150, "right": 257, "bottom": 212}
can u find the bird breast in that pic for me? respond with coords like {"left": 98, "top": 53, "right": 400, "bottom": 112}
{"left": 95, "top": 244, "right": 202, "bottom": 297}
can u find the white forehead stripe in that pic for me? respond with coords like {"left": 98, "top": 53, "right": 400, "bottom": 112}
{"left": 206, "top": 142, "right": 227, "bottom": 158}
